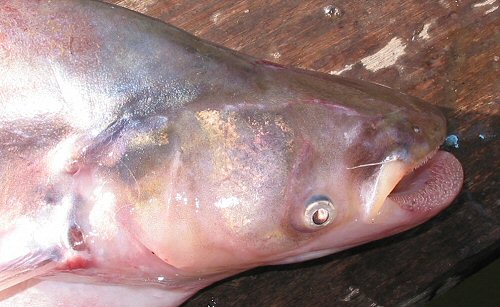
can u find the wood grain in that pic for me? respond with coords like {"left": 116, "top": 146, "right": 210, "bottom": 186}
{"left": 105, "top": 1, "right": 499, "bottom": 305}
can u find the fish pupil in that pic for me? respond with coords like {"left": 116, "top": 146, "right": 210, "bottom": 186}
{"left": 312, "top": 208, "right": 330, "bottom": 225}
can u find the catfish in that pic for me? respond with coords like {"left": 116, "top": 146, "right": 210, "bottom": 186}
{"left": 0, "top": 1, "right": 463, "bottom": 306}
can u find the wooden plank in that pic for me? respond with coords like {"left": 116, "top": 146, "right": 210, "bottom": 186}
{"left": 105, "top": 1, "right": 500, "bottom": 305}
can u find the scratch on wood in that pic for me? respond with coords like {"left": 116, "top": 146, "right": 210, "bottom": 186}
{"left": 340, "top": 286, "right": 360, "bottom": 301}
{"left": 330, "top": 63, "right": 354, "bottom": 75}
{"left": 484, "top": 5, "right": 499, "bottom": 14}
{"left": 271, "top": 52, "right": 281, "bottom": 59}
{"left": 114, "top": 0, "right": 157, "bottom": 13}
{"left": 210, "top": 11, "right": 222, "bottom": 24}
{"left": 360, "top": 37, "right": 407, "bottom": 72}
{"left": 417, "top": 22, "right": 433, "bottom": 40}
{"left": 472, "top": 0, "right": 497, "bottom": 7}
{"left": 438, "top": 0, "right": 452, "bottom": 8}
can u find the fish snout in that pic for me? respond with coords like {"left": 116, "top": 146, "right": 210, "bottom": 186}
{"left": 401, "top": 102, "right": 447, "bottom": 164}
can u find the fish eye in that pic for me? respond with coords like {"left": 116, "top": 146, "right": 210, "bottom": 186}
{"left": 304, "top": 195, "right": 337, "bottom": 229}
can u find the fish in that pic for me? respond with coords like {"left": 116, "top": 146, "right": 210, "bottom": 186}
{"left": 0, "top": 0, "right": 464, "bottom": 306}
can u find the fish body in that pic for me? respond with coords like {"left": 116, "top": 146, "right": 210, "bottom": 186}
{"left": 0, "top": 1, "right": 463, "bottom": 306}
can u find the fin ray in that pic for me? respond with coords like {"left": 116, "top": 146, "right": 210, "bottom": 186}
{"left": 0, "top": 249, "right": 60, "bottom": 292}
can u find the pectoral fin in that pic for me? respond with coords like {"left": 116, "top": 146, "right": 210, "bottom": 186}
{"left": 0, "top": 219, "right": 66, "bottom": 292}
{"left": 0, "top": 247, "right": 60, "bottom": 292}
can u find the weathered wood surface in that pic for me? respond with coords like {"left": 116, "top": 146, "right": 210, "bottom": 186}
{"left": 106, "top": 1, "right": 499, "bottom": 306}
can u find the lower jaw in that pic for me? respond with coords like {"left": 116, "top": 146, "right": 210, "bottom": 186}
{"left": 388, "top": 150, "right": 463, "bottom": 212}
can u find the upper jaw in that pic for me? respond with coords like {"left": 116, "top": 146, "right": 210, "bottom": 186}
{"left": 360, "top": 158, "right": 409, "bottom": 222}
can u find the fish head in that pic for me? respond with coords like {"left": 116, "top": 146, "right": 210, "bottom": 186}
{"left": 114, "top": 77, "right": 462, "bottom": 277}
{"left": 266, "top": 77, "right": 464, "bottom": 266}
{"left": 258, "top": 77, "right": 463, "bottom": 263}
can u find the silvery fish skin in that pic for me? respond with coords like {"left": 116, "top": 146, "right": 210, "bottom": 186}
{"left": 0, "top": 1, "right": 463, "bottom": 306}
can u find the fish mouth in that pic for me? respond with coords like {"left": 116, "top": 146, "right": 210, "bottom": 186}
{"left": 366, "top": 150, "right": 463, "bottom": 220}
{"left": 388, "top": 150, "right": 463, "bottom": 211}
